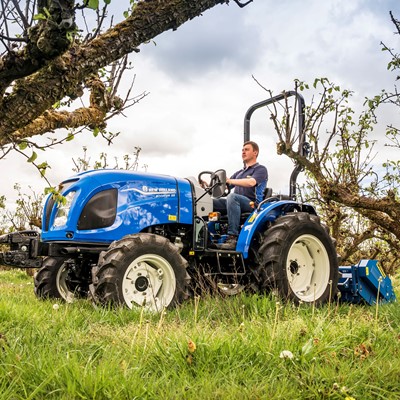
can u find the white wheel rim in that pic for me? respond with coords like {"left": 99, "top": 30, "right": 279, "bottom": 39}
{"left": 121, "top": 254, "right": 176, "bottom": 312}
{"left": 56, "top": 263, "right": 75, "bottom": 303}
{"left": 217, "top": 283, "right": 245, "bottom": 295}
{"left": 286, "top": 234, "right": 331, "bottom": 302}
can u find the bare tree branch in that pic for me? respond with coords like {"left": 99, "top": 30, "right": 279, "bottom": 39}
{"left": 0, "top": 0, "right": 230, "bottom": 144}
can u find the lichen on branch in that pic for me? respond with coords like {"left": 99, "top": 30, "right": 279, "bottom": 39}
{"left": 0, "top": 0, "right": 229, "bottom": 143}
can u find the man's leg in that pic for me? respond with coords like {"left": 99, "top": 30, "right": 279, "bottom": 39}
{"left": 226, "top": 193, "right": 253, "bottom": 236}
{"left": 213, "top": 198, "right": 227, "bottom": 215}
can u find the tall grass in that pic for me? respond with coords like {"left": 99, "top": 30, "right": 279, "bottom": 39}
{"left": 0, "top": 269, "right": 399, "bottom": 400}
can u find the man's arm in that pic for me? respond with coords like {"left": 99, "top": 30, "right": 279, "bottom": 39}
{"left": 228, "top": 164, "right": 267, "bottom": 188}
{"left": 227, "top": 177, "right": 256, "bottom": 187}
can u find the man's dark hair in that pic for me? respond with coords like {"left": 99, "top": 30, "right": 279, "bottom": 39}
{"left": 243, "top": 140, "right": 259, "bottom": 156}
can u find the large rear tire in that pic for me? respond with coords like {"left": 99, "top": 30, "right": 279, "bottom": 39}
{"left": 92, "top": 233, "right": 190, "bottom": 312}
{"left": 34, "top": 257, "right": 87, "bottom": 302}
{"left": 258, "top": 212, "right": 338, "bottom": 304}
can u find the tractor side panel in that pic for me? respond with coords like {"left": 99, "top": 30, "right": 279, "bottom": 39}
{"left": 176, "top": 179, "right": 194, "bottom": 225}
{"left": 42, "top": 170, "right": 193, "bottom": 243}
{"left": 116, "top": 178, "right": 180, "bottom": 231}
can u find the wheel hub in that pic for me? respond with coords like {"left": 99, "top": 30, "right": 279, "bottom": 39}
{"left": 135, "top": 275, "right": 149, "bottom": 292}
{"left": 289, "top": 260, "right": 300, "bottom": 275}
{"left": 122, "top": 255, "right": 175, "bottom": 312}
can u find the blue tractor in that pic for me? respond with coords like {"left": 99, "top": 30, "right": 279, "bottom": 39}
{"left": 0, "top": 92, "right": 394, "bottom": 311}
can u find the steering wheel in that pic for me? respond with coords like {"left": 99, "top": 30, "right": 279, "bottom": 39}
{"left": 197, "top": 169, "right": 230, "bottom": 198}
{"left": 198, "top": 171, "right": 213, "bottom": 189}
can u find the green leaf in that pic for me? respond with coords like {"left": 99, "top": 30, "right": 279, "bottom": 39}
{"left": 37, "top": 162, "right": 49, "bottom": 169}
{"left": 301, "top": 339, "right": 313, "bottom": 356}
{"left": 66, "top": 31, "right": 75, "bottom": 43}
{"left": 18, "top": 141, "right": 28, "bottom": 150}
{"left": 66, "top": 134, "right": 75, "bottom": 142}
{"left": 92, "top": 127, "right": 100, "bottom": 137}
{"left": 27, "top": 152, "right": 38, "bottom": 163}
{"left": 33, "top": 13, "right": 47, "bottom": 20}
{"left": 44, "top": 186, "right": 55, "bottom": 195}
{"left": 38, "top": 162, "right": 50, "bottom": 177}
{"left": 104, "top": 0, "right": 111, "bottom": 4}
{"left": 87, "top": 0, "right": 99, "bottom": 10}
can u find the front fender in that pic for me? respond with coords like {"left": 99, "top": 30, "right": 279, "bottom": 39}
{"left": 236, "top": 201, "right": 317, "bottom": 258}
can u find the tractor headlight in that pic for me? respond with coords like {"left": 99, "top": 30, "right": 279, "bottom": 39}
{"left": 53, "top": 191, "right": 76, "bottom": 228}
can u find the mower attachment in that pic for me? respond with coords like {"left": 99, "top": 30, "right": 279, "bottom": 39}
{"left": 338, "top": 259, "right": 396, "bottom": 305}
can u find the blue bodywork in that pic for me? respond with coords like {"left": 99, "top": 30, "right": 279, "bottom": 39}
{"left": 1, "top": 88, "right": 396, "bottom": 309}
{"left": 235, "top": 200, "right": 317, "bottom": 258}
{"left": 338, "top": 259, "right": 396, "bottom": 305}
{"left": 42, "top": 169, "right": 315, "bottom": 249}
{"left": 206, "top": 199, "right": 317, "bottom": 258}
{"left": 42, "top": 170, "right": 194, "bottom": 243}
{"left": 39, "top": 169, "right": 396, "bottom": 307}
{"left": 236, "top": 200, "right": 315, "bottom": 258}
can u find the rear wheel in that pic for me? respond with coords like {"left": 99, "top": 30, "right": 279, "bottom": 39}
{"left": 92, "top": 233, "right": 190, "bottom": 312}
{"left": 34, "top": 257, "right": 88, "bottom": 302}
{"left": 258, "top": 212, "right": 338, "bottom": 304}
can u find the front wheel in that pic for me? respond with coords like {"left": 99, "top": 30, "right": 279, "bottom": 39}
{"left": 34, "top": 257, "right": 88, "bottom": 302}
{"left": 258, "top": 213, "right": 338, "bottom": 304}
{"left": 92, "top": 233, "right": 190, "bottom": 312}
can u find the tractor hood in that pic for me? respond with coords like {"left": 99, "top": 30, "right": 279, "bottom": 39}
{"left": 41, "top": 169, "right": 194, "bottom": 243}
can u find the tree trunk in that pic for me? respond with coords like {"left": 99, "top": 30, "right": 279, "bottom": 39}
{"left": 0, "top": 0, "right": 228, "bottom": 144}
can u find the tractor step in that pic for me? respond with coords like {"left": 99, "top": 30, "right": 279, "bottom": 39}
{"left": 338, "top": 259, "right": 396, "bottom": 305}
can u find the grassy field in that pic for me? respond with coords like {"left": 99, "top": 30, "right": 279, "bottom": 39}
{"left": 0, "top": 269, "right": 399, "bottom": 400}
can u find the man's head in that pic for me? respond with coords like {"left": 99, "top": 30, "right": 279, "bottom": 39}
{"left": 242, "top": 141, "right": 259, "bottom": 165}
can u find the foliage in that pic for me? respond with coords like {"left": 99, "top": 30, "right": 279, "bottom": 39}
{"left": 5, "top": 184, "right": 44, "bottom": 230}
{"left": 0, "top": 269, "right": 399, "bottom": 399}
{"left": 71, "top": 145, "right": 147, "bottom": 172}
{"left": 0, "top": 0, "right": 152, "bottom": 182}
{"left": 257, "top": 71, "right": 400, "bottom": 272}
{"left": 250, "top": 13, "right": 400, "bottom": 272}
{"left": 0, "top": 0, "right": 234, "bottom": 182}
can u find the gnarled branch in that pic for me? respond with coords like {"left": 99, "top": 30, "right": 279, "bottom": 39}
{"left": 0, "top": 0, "right": 230, "bottom": 142}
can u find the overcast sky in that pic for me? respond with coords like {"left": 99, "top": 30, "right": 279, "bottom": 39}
{"left": 2, "top": 0, "right": 400, "bottom": 209}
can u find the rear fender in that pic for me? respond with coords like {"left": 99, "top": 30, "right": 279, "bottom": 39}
{"left": 236, "top": 201, "right": 317, "bottom": 258}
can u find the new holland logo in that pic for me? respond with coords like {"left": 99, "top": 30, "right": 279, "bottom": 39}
{"left": 133, "top": 186, "right": 177, "bottom": 196}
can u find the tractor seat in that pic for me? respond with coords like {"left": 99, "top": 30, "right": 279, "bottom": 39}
{"left": 262, "top": 187, "right": 294, "bottom": 202}
{"left": 264, "top": 187, "right": 273, "bottom": 199}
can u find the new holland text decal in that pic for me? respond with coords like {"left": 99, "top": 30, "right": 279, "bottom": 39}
{"left": 133, "top": 186, "right": 177, "bottom": 196}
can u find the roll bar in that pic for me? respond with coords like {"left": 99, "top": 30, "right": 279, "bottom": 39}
{"left": 243, "top": 91, "right": 306, "bottom": 199}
